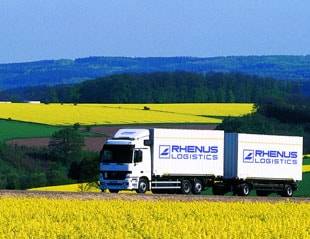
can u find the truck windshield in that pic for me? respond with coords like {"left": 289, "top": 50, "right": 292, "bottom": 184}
{"left": 101, "top": 144, "right": 134, "bottom": 163}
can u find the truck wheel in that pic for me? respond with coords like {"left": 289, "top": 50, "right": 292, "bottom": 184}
{"left": 109, "top": 189, "right": 119, "bottom": 193}
{"left": 238, "top": 183, "right": 250, "bottom": 196}
{"left": 136, "top": 178, "right": 148, "bottom": 194}
{"left": 256, "top": 190, "right": 270, "bottom": 196}
{"left": 181, "top": 180, "right": 192, "bottom": 194}
{"left": 281, "top": 185, "right": 293, "bottom": 197}
{"left": 192, "top": 179, "right": 203, "bottom": 195}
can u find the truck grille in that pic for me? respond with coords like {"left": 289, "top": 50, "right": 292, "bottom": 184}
{"left": 107, "top": 182, "right": 124, "bottom": 186}
{"left": 103, "top": 171, "right": 130, "bottom": 180}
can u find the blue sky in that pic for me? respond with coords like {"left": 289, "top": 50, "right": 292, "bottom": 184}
{"left": 0, "top": 0, "right": 309, "bottom": 63}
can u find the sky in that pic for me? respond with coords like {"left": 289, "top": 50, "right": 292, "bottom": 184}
{"left": 0, "top": 0, "right": 310, "bottom": 63}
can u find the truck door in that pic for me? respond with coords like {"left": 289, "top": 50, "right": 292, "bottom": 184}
{"left": 133, "top": 148, "right": 151, "bottom": 181}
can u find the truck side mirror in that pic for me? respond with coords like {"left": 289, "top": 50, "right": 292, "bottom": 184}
{"left": 144, "top": 139, "right": 152, "bottom": 146}
{"left": 134, "top": 150, "right": 143, "bottom": 163}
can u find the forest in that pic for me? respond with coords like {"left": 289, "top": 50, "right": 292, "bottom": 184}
{"left": 0, "top": 72, "right": 305, "bottom": 103}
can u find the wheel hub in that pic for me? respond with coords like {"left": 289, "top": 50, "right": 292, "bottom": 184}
{"left": 196, "top": 184, "right": 202, "bottom": 191}
{"left": 140, "top": 183, "right": 146, "bottom": 191}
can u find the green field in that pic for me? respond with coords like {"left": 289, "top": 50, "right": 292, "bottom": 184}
{"left": 0, "top": 119, "right": 60, "bottom": 141}
{"left": 295, "top": 172, "right": 310, "bottom": 197}
{"left": 304, "top": 156, "right": 310, "bottom": 165}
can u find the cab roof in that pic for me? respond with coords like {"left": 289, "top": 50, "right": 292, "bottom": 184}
{"left": 113, "top": 128, "right": 150, "bottom": 140}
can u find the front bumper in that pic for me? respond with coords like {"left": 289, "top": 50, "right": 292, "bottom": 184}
{"left": 99, "top": 177, "right": 139, "bottom": 191}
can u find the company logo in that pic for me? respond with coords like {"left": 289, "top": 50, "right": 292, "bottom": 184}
{"left": 159, "top": 145, "right": 170, "bottom": 158}
{"left": 242, "top": 149, "right": 298, "bottom": 165}
{"left": 243, "top": 150, "right": 254, "bottom": 163}
{"left": 158, "top": 144, "right": 218, "bottom": 160}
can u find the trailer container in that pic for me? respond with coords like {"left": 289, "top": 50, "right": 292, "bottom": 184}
{"left": 212, "top": 133, "right": 303, "bottom": 197}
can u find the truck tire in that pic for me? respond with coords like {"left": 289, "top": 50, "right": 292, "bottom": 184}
{"left": 181, "top": 180, "right": 192, "bottom": 194}
{"left": 256, "top": 190, "right": 270, "bottom": 196}
{"left": 109, "top": 189, "right": 119, "bottom": 193}
{"left": 237, "top": 183, "right": 250, "bottom": 196}
{"left": 281, "top": 184, "right": 293, "bottom": 197}
{"left": 136, "top": 178, "right": 148, "bottom": 194}
{"left": 192, "top": 179, "right": 203, "bottom": 195}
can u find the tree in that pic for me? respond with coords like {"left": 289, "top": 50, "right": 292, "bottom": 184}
{"left": 47, "top": 87, "right": 59, "bottom": 103}
{"left": 68, "top": 153, "right": 99, "bottom": 181}
{"left": 227, "top": 89, "right": 235, "bottom": 102}
{"left": 69, "top": 87, "right": 80, "bottom": 103}
{"left": 48, "top": 128, "right": 84, "bottom": 166}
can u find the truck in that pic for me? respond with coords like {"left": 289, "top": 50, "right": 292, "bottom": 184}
{"left": 213, "top": 133, "right": 303, "bottom": 197}
{"left": 99, "top": 128, "right": 303, "bottom": 197}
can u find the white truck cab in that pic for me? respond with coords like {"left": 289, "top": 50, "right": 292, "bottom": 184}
{"left": 99, "top": 129, "right": 151, "bottom": 193}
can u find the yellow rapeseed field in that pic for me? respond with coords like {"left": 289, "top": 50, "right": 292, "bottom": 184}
{"left": 28, "top": 183, "right": 138, "bottom": 194}
{"left": 0, "top": 103, "right": 254, "bottom": 125}
{"left": 0, "top": 197, "right": 308, "bottom": 239}
{"left": 28, "top": 183, "right": 100, "bottom": 192}
{"left": 303, "top": 165, "right": 310, "bottom": 172}
{"left": 106, "top": 103, "right": 255, "bottom": 116}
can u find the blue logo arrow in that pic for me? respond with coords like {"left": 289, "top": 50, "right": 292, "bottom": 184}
{"left": 161, "top": 148, "right": 169, "bottom": 156}
{"left": 245, "top": 152, "right": 253, "bottom": 160}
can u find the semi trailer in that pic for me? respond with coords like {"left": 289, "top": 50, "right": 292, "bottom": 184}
{"left": 99, "top": 128, "right": 303, "bottom": 197}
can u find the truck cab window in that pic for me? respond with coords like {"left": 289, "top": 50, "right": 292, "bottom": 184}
{"left": 103, "top": 150, "right": 113, "bottom": 161}
{"left": 101, "top": 144, "right": 134, "bottom": 163}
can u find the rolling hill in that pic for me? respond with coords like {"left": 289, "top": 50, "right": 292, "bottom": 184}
{"left": 0, "top": 72, "right": 303, "bottom": 103}
{"left": 1, "top": 55, "right": 310, "bottom": 89}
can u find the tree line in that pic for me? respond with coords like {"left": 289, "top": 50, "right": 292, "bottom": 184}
{"left": 0, "top": 72, "right": 303, "bottom": 103}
